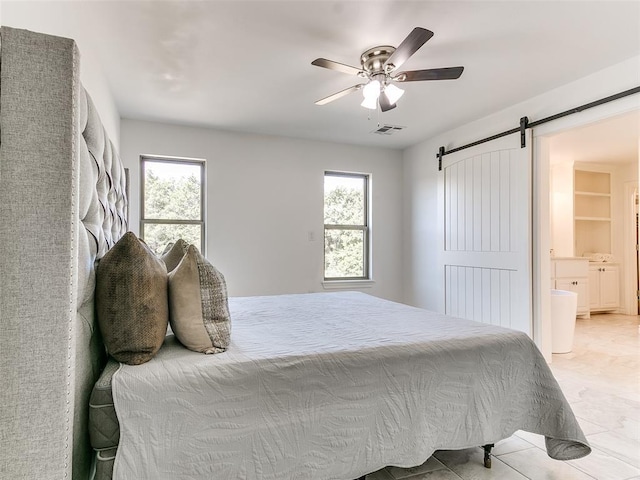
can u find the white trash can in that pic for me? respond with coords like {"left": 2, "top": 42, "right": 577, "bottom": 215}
{"left": 550, "top": 289, "right": 578, "bottom": 354}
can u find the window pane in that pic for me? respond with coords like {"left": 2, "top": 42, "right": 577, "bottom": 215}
{"left": 144, "top": 161, "right": 201, "bottom": 220}
{"left": 324, "top": 229, "right": 365, "bottom": 278}
{"left": 143, "top": 223, "right": 202, "bottom": 256}
{"left": 324, "top": 174, "right": 365, "bottom": 225}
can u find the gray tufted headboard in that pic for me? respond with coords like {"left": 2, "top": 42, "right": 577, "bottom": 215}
{"left": 0, "top": 27, "right": 127, "bottom": 479}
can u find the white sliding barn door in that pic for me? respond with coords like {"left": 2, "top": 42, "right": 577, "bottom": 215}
{"left": 440, "top": 133, "right": 532, "bottom": 335}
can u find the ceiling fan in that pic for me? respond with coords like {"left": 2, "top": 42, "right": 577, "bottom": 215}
{"left": 312, "top": 27, "right": 464, "bottom": 112}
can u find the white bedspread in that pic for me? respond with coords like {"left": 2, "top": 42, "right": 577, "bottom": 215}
{"left": 112, "top": 292, "right": 589, "bottom": 479}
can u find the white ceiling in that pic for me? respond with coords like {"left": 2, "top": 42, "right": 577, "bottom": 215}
{"left": 549, "top": 110, "right": 640, "bottom": 166}
{"left": 4, "top": 1, "right": 640, "bottom": 150}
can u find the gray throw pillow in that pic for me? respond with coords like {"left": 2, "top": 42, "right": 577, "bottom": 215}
{"left": 161, "top": 239, "right": 189, "bottom": 272}
{"left": 168, "top": 245, "right": 231, "bottom": 354}
{"left": 96, "top": 232, "right": 168, "bottom": 365}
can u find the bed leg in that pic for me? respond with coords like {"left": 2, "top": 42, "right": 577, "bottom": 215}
{"left": 482, "top": 444, "right": 494, "bottom": 468}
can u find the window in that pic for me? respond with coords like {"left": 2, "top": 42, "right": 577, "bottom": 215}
{"left": 140, "top": 156, "right": 205, "bottom": 255}
{"left": 324, "top": 172, "right": 370, "bottom": 280}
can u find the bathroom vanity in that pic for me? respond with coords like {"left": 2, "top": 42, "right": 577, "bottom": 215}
{"left": 551, "top": 258, "right": 620, "bottom": 316}
{"left": 588, "top": 263, "right": 620, "bottom": 312}
{"left": 551, "top": 258, "right": 590, "bottom": 317}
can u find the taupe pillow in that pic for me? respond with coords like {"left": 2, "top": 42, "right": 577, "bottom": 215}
{"left": 161, "top": 239, "right": 189, "bottom": 272}
{"left": 96, "top": 232, "right": 169, "bottom": 365}
{"left": 168, "top": 245, "right": 231, "bottom": 354}
{"left": 161, "top": 241, "right": 175, "bottom": 255}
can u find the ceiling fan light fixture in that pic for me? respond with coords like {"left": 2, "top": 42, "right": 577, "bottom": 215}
{"left": 384, "top": 83, "right": 404, "bottom": 104}
{"left": 362, "top": 79, "right": 381, "bottom": 100}
{"left": 361, "top": 96, "right": 378, "bottom": 110}
{"left": 361, "top": 79, "right": 381, "bottom": 109}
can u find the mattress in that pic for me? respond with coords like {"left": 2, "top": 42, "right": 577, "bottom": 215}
{"left": 92, "top": 291, "right": 589, "bottom": 479}
{"left": 89, "top": 358, "right": 120, "bottom": 480}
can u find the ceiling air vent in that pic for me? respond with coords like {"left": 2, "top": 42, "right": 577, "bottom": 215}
{"left": 371, "top": 124, "right": 405, "bottom": 135}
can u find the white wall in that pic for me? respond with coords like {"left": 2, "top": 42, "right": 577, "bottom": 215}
{"left": 607, "top": 162, "right": 636, "bottom": 273}
{"left": 121, "top": 119, "right": 404, "bottom": 301}
{"left": 403, "top": 55, "right": 640, "bottom": 314}
{"left": 2, "top": 3, "right": 120, "bottom": 146}
{"left": 616, "top": 161, "right": 639, "bottom": 314}
{"left": 78, "top": 54, "right": 120, "bottom": 146}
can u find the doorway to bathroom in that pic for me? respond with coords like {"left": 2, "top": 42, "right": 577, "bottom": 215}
{"left": 544, "top": 110, "right": 639, "bottom": 351}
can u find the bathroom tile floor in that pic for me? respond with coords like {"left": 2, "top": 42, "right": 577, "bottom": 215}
{"left": 367, "top": 313, "right": 640, "bottom": 480}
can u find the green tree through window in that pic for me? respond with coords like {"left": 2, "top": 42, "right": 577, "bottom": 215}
{"left": 141, "top": 157, "right": 205, "bottom": 255}
{"left": 324, "top": 172, "right": 369, "bottom": 279}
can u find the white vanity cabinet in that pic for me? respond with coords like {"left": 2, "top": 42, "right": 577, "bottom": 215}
{"left": 551, "top": 258, "right": 590, "bottom": 317}
{"left": 588, "top": 264, "right": 619, "bottom": 311}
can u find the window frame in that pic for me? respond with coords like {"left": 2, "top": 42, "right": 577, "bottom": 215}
{"left": 323, "top": 171, "right": 370, "bottom": 281}
{"left": 140, "top": 155, "right": 206, "bottom": 254}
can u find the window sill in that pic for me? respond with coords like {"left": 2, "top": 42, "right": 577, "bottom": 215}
{"left": 322, "top": 279, "right": 375, "bottom": 290}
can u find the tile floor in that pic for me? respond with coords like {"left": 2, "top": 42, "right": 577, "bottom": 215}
{"left": 367, "top": 313, "right": 640, "bottom": 480}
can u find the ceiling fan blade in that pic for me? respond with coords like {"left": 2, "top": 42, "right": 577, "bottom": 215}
{"left": 315, "top": 84, "right": 364, "bottom": 105}
{"left": 311, "top": 58, "right": 363, "bottom": 76}
{"left": 395, "top": 66, "right": 464, "bottom": 82}
{"left": 378, "top": 94, "right": 396, "bottom": 112}
{"left": 384, "top": 27, "right": 434, "bottom": 71}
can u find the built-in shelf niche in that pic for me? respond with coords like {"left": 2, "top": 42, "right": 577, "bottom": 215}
{"left": 573, "top": 169, "right": 611, "bottom": 256}
{"left": 574, "top": 193, "right": 611, "bottom": 219}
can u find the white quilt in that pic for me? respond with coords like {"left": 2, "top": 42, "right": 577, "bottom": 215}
{"left": 112, "top": 292, "right": 589, "bottom": 479}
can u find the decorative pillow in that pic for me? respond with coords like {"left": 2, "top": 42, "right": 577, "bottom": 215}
{"left": 168, "top": 245, "right": 231, "bottom": 354}
{"left": 96, "top": 232, "right": 169, "bottom": 365}
{"left": 161, "top": 239, "right": 189, "bottom": 272}
{"left": 161, "top": 242, "right": 175, "bottom": 255}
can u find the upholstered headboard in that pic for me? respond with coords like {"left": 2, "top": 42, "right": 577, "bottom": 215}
{"left": 0, "top": 27, "right": 127, "bottom": 479}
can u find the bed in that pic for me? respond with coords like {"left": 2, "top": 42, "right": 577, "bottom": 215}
{"left": 0, "top": 27, "right": 590, "bottom": 480}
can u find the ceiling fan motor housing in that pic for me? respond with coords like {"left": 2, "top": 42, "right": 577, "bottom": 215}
{"left": 360, "top": 46, "right": 396, "bottom": 75}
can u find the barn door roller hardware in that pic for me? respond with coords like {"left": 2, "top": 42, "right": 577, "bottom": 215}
{"left": 436, "top": 85, "right": 640, "bottom": 171}
{"left": 519, "top": 116, "right": 529, "bottom": 148}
